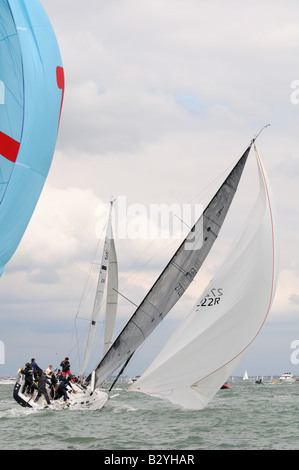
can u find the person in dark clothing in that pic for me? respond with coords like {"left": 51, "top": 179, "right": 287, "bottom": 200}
{"left": 21, "top": 363, "right": 35, "bottom": 395}
{"left": 34, "top": 372, "right": 51, "bottom": 405}
{"left": 30, "top": 358, "right": 42, "bottom": 379}
{"left": 49, "top": 372, "right": 57, "bottom": 400}
{"left": 60, "top": 357, "right": 72, "bottom": 377}
{"left": 56, "top": 376, "right": 73, "bottom": 402}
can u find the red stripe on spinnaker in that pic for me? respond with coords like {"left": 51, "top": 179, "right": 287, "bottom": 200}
{"left": 56, "top": 66, "right": 65, "bottom": 129}
{"left": 0, "top": 132, "right": 20, "bottom": 162}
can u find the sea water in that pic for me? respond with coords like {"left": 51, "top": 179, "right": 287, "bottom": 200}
{"left": 0, "top": 379, "right": 299, "bottom": 451}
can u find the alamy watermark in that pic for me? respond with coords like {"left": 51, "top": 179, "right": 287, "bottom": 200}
{"left": 290, "top": 340, "right": 299, "bottom": 365}
{"left": 0, "top": 341, "right": 4, "bottom": 365}
{"left": 290, "top": 80, "right": 299, "bottom": 104}
{"left": 95, "top": 196, "right": 204, "bottom": 250}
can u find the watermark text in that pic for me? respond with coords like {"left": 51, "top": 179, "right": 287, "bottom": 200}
{"left": 290, "top": 80, "right": 299, "bottom": 104}
{"left": 95, "top": 196, "right": 203, "bottom": 250}
{"left": 290, "top": 339, "right": 299, "bottom": 364}
{"left": 0, "top": 341, "right": 4, "bottom": 365}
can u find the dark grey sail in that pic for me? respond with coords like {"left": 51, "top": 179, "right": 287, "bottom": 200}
{"left": 91, "top": 145, "right": 252, "bottom": 389}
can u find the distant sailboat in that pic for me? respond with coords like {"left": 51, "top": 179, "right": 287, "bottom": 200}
{"left": 243, "top": 370, "right": 249, "bottom": 381}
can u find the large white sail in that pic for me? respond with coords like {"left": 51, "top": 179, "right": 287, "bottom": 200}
{"left": 91, "top": 145, "right": 252, "bottom": 389}
{"left": 79, "top": 200, "right": 118, "bottom": 378}
{"left": 129, "top": 146, "right": 278, "bottom": 409}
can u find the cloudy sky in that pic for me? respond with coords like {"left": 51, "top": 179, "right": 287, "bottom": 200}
{"left": 1, "top": 0, "right": 299, "bottom": 379}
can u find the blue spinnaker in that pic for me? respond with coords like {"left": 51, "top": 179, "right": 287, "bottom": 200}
{"left": 0, "top": 0, "right": 64, "bottom": 275}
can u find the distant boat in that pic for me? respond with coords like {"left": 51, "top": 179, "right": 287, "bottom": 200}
{"left": 279, "top": 372, "right": 295, "bottom": 383}
{"left": 243, "top": 370, "right": 249, "bottom": 381}
{"left": 221, "top": 383, "right": 232, "bottom": 389}
{"left": 131, "top": 376, "right": 140, "bottom": 383}
{"left": 0, "top": 376, "right": 15, "bottom": 385}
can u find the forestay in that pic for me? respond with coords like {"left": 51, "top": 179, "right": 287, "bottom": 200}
{"left": 129, "top": 146, "right": 278, "bottom": 409}
{"left": 91, "top": 145, "right": 252, "bottom": 389}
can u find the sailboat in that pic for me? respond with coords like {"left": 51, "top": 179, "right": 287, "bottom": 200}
{"left": 14, "top": 200, "right": 118, "bottom": 409}
{"left": 0, "top": 0, "right": 64, "bottom": 276}
{"left": 126, "top": 139, "right": 278, "bottom": 410}
{"left": 88, "top": 130, "right": 276, "bottom": 411}
{"left": 14, "top": 130, "right": 278, "bottom": 411}
{"left": 243, "top": 370, "right": 249, "bottom": 381}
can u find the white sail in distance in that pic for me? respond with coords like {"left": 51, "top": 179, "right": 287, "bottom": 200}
{"left": 243, "top": 370, "right": 249, "bottom": 380}
{"left": 79, "top": 200, "right": 118, "bottom": 378}
{"left": 129, "top": 145, "right": 278, "bottom": 410}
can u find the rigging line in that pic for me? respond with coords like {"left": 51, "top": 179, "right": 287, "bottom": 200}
{"left": 113, "top": 288, "right": 139, "bottom": 308}
{"left": 74, "top": 318, "right": 81, "bottom": 372}
{"left": 75, "top": 315, "right": 104, "bottom": 323}
{"left": 186, "top": 142, "right": 253, "bottom": 206}
{"left": 71, "top": 223, "right": 108, "bottom": 367}
{"left": 68, "top": 319, "right": 89, "bottom": 355}
{"left": 117, "top": 235, "right": 172, "bottom": 293}
{"left": 108, "top": 353, "right": 134, "bottom": 392}
{"left": 75, "top": 218, "right": 108, "bottom": 320}
{"left": 174, "top": 214, "right": 192, "bottom": 231}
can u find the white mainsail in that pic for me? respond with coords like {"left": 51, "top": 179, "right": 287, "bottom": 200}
{"left": 129, "top": 145, "right": 278, "bottom": 409}
{"left": 79, "top": 200, "right": 118, "bottom": 378}
{"left": 243, "top": 370, "right": 249, "bottom": 380}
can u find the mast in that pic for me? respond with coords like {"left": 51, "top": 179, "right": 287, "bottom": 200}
{"left": 79, "top": 199, "right": 117, "bottom": 378}
{"left": 88, "top": 143, "right": 253, "bottom": 389}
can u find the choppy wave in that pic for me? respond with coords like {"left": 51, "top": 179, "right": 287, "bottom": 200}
{"left": 1, "top": 380, "right": 299, "bottom": 450}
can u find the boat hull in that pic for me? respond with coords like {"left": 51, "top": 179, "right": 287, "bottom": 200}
{"left": 13, "top": 376, "right": 108, "bottom": 410}
{"left": 220, "top": 384, "right": 231, "bottom": 389}
{"left": 278, "top": 373, "right": 295, "bottom": 383}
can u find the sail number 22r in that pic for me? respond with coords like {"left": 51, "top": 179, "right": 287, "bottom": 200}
{"left": 198, "top": 288, "right": 223, "bottom": 307}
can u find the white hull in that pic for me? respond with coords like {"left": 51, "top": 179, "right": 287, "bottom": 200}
{"left": 13, "top": 376, "right": 108, "bottom": 411}
{"left": 0, "top": 377, "right": 16, "bottom": 385}
{"left": 279, "top": 373, "right": 295, "bottom": 383}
